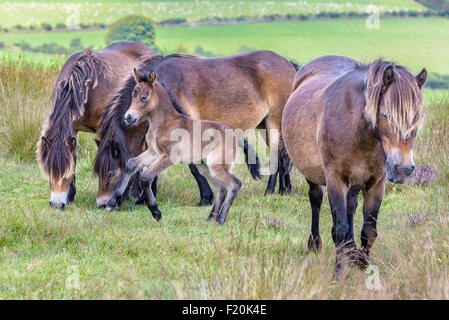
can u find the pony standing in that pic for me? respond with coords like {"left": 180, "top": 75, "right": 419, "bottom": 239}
{"left": 95, "top": 51, "right": 297, "bottom": 208}
{"left": 37, "top": 42, "right": 155, "bottom": 209}
{"left": 282, "top": 55, "right": 426, "bottom": 276}
{"left": 106, "top": 70, "right": 256, "bottom": 224}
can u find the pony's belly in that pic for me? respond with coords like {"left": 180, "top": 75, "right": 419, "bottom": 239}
{"left": 282, "top": 96, "right": 326, "bottom": 185}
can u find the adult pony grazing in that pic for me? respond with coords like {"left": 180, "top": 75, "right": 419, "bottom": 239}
{"left": 282, "top": 55, "right": 426, "bottom": 277}
{"left": 106, "top": 70, "right": 253, "bottom": 224}
{"left": 37, "top": 42, "right": 155, "bottom": 209}
{"left": 94, "top": 51, "right": 297, "bottom": 208}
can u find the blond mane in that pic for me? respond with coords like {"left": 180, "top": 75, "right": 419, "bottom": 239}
{"left": 364, "top": 60, "right": 424, "bottom": 140}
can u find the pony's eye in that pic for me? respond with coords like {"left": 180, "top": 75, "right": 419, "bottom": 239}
{"left": 141, "top": 94, "right": 149, "bottom": 102}
{"left": 381, "top": 113, "right": 388, "bottom": 119}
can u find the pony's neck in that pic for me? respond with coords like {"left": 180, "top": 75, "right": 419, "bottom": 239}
{"left": 148, "top": 82, "right": 184, "bottom": 130}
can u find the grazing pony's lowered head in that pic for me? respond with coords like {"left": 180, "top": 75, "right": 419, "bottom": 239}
{"left": 37, "top": 50, "right": 101, "bottom": 209}
{"left": 364, "top": 60, "right": 427, "bottom": 184}
{"left": 123, "top": 68, "right": 158, "bottom": 127}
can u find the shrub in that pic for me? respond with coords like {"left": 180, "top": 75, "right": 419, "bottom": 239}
{"left": 15, "top": 24, "right": 24, "bottom": 31}
{"left": 0, "top": 41, "right": 4, "bottom": 49}
{"left": 175, "top": 43, "right": 189, "bottom": 53}
{"left": 194, "top": 46, "right": 214, "bottom": 57}
{"left": 56, "top": 23, "right": 67, "bottom": 29}
{"left": 105, "top": 15, "right": 156, "bottom": 48}
{"left": 41, "top": 22, "right": 52, "bottom": 31}
{"left": 69, "top": 38, "right": 84, "bottom": 54}
{"left": 159, "top": 17, "right": 187, "bottom": 25}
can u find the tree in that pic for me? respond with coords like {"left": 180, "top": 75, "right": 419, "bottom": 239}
{"left": 105, "top": 15, "right": 156, "bottom": 48}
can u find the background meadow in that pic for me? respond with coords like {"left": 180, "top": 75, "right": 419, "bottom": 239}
{"left": 0, "top": 0, "right": 448, "bottom": 299}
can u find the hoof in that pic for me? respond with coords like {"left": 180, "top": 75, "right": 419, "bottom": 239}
{"left": 153, "top": 213, "right": 162, "bottom": 222}
{"left": 198, "top": 199, "right": 213, "bottom": 207}
{"left": 135, "top": 195, "right": 146, "bottom": 205}
{"left": 207, "top": 212, "right": 217, "bottom": 221}
{"left": 353, "top": 249, "right": 370, "bottom": 270}
{"left": 307, "top": 235, "right": 322, "bottom": 252}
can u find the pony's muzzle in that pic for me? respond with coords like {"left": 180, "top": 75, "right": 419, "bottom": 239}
{"left": 386, "top": 159, "right": 414, "bottom": 184}
{"left": 124, "top": 111, "right": 138, "bottom": 127}
{"left": 49, "top": 192, "right": 68, "bottom": 210}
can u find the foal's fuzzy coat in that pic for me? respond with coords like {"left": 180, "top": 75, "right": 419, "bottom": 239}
{"left": 106, "top": 70, "right": 256, "bottom": 224}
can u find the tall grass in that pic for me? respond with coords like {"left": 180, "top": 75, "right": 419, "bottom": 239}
{"left": 0, "top": 57, "right": 97, "bottom": 162}
{"left": 0, "top": 59, "right": 59, "bottom": 161}
{"left": 0, "top": 61, "right": 448, "bottom": 299}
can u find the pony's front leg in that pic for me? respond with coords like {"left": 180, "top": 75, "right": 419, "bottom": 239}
{"left": 140, "top": 155, "right": 173, "bottom": 221}
{"left": 326, "top": 175, "right": 350, "bottom": 279}
{"left": 67, "top": 175, "right": 76, "bottom": 203}
{"left": 106, "top": 149, "right": 157, "bottom": 210}
{"left": 346, "top": 187, "right": 361, "bottom": 262}
{"left": 357, "top": 179, "right": 385, "bottom": 270}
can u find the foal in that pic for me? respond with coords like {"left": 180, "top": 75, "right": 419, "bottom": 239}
{"left": 106, "top": 69, "right": 249, "bottom": 224}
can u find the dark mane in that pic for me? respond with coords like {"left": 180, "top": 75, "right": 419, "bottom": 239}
{"left": 93, "top": 76, "right": 134, "bottom": 179}
{"left": 94, "top": 53, "right": 193, "bottom": 179}
{"left": 158, "top": 78, "right": 190, "bottom": 116}
{"left": 37, "top": 49, "right": 104, "bottom": 181}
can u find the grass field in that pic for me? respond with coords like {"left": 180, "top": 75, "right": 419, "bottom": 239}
{"left": 0, "top": 0, "right": 425, "bottom": 28}
{"left": 0, "top": 54, "right": 448, "bottom": 299}
{"left": 2, "top": 18, "right": 448, "bottom": 74}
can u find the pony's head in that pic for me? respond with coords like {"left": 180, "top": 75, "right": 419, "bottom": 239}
{"left": 94, "top": 76, "right": 135, "bottom": 208}
{"left": 123, "top": 68, "right": 158, "bottom": 127}
{"left": 37, "top": 123, "right": 77, "bottom": 209}
{"left": 365, "top": 60, "right": 427, "bottom": 184}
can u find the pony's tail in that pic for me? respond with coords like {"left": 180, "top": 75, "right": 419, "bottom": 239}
{"left": 238, "top": 138, "right": 262, "bottom": 180}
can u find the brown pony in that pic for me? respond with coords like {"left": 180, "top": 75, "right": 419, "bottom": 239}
{"left": 37, "top": 42, "right": 155, "bottom": 209}
{"left": 106, "top": 69, "right": 257, "bottom": 224}
{"left": 94, "top": 51, "right": 297, "bottom": 208}
{"left": 282, "top": 55, "right": 426, "bottom": 276}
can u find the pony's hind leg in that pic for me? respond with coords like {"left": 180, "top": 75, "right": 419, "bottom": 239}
{"left": 307, "top": 179, "right": 323, "bottom": 251}
{"left": 196, "top": 164, "right": 225, "bottom": 221}
{"left": 262, "top": 115, "right": 292, "bottom": 196}
{"left": 208, "top": 164, "right": 241, "bottom": 225}
{"left": 189, "top": 164, "right": 214, "bottom": 207}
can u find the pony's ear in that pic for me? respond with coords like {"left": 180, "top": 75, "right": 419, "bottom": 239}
{"left": 133, "top": 68, "right": 141, "bottom": 83}
{"left": 110, "top": 140, "right": 121, "bottom": 159}
{"left": 382, "top": 65, "right": 395, "bottom": 92}
{"left": 68, "top": 137, "right": 77, "bottom": 151}
{"left": 147, "top": 70, "right": 157, "bottom": 85}
{"left": 416, "top": 68, "right": 427, "bottom": 89}
{"left": 41, "top": 136, "right": 52, "bottom": 151}
{"left": 95, "top": 139, "right": 100, "bottom": 147}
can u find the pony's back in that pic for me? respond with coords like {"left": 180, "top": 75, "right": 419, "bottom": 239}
{"left": 293, "top": 55, "right": 361, "bottom": 91}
